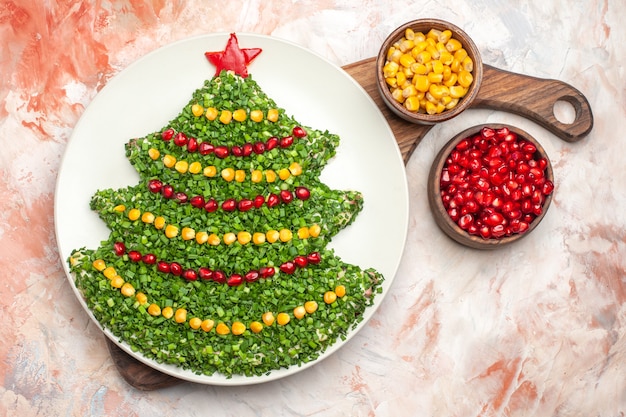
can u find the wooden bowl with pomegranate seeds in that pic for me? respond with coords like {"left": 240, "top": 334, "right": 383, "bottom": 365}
{"left": 428, "top": 124, "right": 555, "bottom": 249}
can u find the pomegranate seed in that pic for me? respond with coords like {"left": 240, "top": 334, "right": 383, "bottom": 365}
{"left": 242, "top": 143, "right": 253, "bottom": 156}
{"left": 253, "top": 142, "right": 265, "bottom": 154}
{"left": 222, "top": 199, "right": 236, "bottom": 211}
{"left": 148, "top": 179, "right": 163, "bottom": 193}
{"left": 280, "top": 135, "right": 294, "bottom": 148}
{"left": 458, "top": 214, "right": 473, "bottom": 230}
{"left": 295, "top": 186, "right": 311, "bottom": 200}
{"left": 199, "top": 142, "right": 214, "bottom": 155}
{"left": 259, "top": 266, "right": 275, "bottom": 278}
{"left": 198, "top": 267, "right": 213, "bottom": 280}
{"left": 214, "top": 146, "right": 229, "bottom": 158}
{"left": 204, "top": 198, "right": 218, "bottom": 213}
{"left": 238, "top": 199, "right": 253, "bottom": 211}
{"left": 231, "top": 145, "right": 243, "bottom": 157}
{"left": 212, "top": 270, "right": 226, "bottom": 284}
{"left": 266, "top": 193, "right": 280, "bottom": 208}
{"left": 266, "top": 136, "right": 279, "bottom": 150}
{"left": 280, "top": 190, "right": 293, "bottom": 204}
{"left": 142, "top": 253, "right": 156, "bottom": 265}
{"left": 542, "top": 180, "right": 555, "bottom": 195}
{"left": 294, "top": 255, "right": 308, "bottom": 268}
{"left": 190, "top": 195, "right": 205, "bottom": 208}
{"left": 162, "top": 128, "right": 175, "bottom": 141}
{"left": 187, "top": 137, "right": 198, "bottom": 153}
{"left": 292, "top": 126, "right": 307, "bottom": 138}
{"left": 183, "top": 269, "right": 198, "bottom": 281}
{"left": 170, "top": 262, "right": 182, "bottom": 276}
{"left": 245, "top": 270, "right": 260, "bottom": 283}
{"left": 128, "top": 251, "right": 142, "bottom": 262}
{"left": 227, "top": 274, "right": 243, "bottom": 286}
{"left": 113, "top": 242, "right": 126, "bottom": 256}
{"left": 173, "top": 132, "right": 188, "bottom": 147}
{"left": 157, "top": 261, "right": 170, "bottom": 273}
{"left": 280, "top": 261, "right": 296, "bottom": 274}
{"left": 161, "top": 184, "right": 174, "bottom": 199}
{"left": 307, "top": 252, "right": 321, "bottom": 264}
{"left": 253, "top": 195, "right": 265, "bottom": 208}
{"left": 174, "top": 192, "right": 188, "bottom": 204}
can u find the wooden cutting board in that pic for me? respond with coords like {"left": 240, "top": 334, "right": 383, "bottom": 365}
{"left": 105, "top": 56, "right": 593, "bottom": 390}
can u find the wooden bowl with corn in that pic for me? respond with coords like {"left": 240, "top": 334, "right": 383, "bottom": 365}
{"left": 376, "top": 19, "right": 483, "bottom": 125}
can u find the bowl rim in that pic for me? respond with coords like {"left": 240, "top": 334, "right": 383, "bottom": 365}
{"left": 427, "top": 123, "right": 554, "bottom": 249}
{"left": 376, "top": 18, "right": 484, "bottom": 125}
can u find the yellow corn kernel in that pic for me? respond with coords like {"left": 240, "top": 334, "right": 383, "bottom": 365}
{"left": 278, "top": 168, "right": 291, "bottom": 180}
{"left": 262, "top": 311, "right": 275, "bottom": 326}
{"left": 201, "top": 319, "right": 215, "bottom": 332}
{"left": 399, "top": 39, "right": 415, "bottom": 53}
{"left": 265, "top": 169, "right": 277, "bottom": 183}
{"left": 410, "top": 62, "right": 428, "bottom": 75}
{"left": 253, "top": 232, "right": 266, "bottom": 245}
{"left": 289, "top": 162, "right": 303, "bottom": 176}
{"left": 250, "top": 109, "right": 263, "bottom": 122}
{"left": 121, "top": 282, "right": 135, "bottom": 297}
{"left": 427, "top": 71, "right": 444, "bottom": 84}
{"left": 414, "top": 75, "right": 430, "bottom": 93}
{"left": 207, "top": 233, "right": 221, "bottom": 246}
{"left": 386, "top": 45, "right": 397, "bottom": 61}
{"left": 449, "top": 85, "right": 468, "bottom": 98}
{"left": 276, "top": 312, "right": 290, "bottom": 326}
{"left": 323, "top": 291, "right": 337, "bottom": 304}
{"left": 425, "top": 100, "right": 438, "bottom": 115}
{"left": 162, "top": 306, "right": 174, "bottom": 319}
{"left": 436, "top": 103, "right": 446, "bottom": 113}
{"left": 219, "top": 110, "right": 232, "bottom": 124}
{"left": 413, "top": 40, "right": 429, "bottom": 54}
{"left": 309, "top": 224, "right": 321, "bottom": 238}
{"left": 249, "top": 321, "right": 263, "bottom": 334}
{"left": 462, "top": 56, "right": 474, "bottom": 72}
{"left": 251, "top": 170, "right": 263, "bottom": 183}
{"left": 443, "top": 68, "right": 455, "bottom": 84}
{"left": 383, "top": 61, "right": 399, "bottom": 78}
{"left": 391, "top": 88, "right": 405, "bottom": 103}
{"left": 335, "top": 285, "right": 346, "bottom": 298}
{"left": 103, "top": 266, "right": 117, "bottom": 279}
{"left": 148, "top": 148, "right": 160, "bottom": 160}
{"left": 128, "top": 208, "right": 140, "bottom": 221}
{"left": 402, "top": 84, "right": 418, "bottom": 99}
{"left": 154, "top": 216, "right": 166, "bottom": 230}
{"left": 165, "top": 224, "right": 179, "bottom": 238}
{"left": 279, "top": 229, "right": 292, "bottom": 242}
{"left": 446, "top": 98, "right": 460, "bottom": 110}
{"left": 266, "top": 229, "right": 279, "bottom": 243}
{"left": 235, "top": 169, "right": 245, "bottom": 183}
{"left": 216, "top": 322, "right": 230, "bottom": 335}
{"left": 174, "top": 160, "right": 188, "bottom": 174}
{"left": 454, "top": 48, "right": 468, "bottom": 63}
{"left": 181, "top": 227, "right": 195, "bottom": 241}
{"left": 195, "top": 231, "right": 209, "bottom": 245}
{"left": 293, "top": 306, "right": 306, "bottom": 320}
{"left": 438, "top": 29, "right": 452, "bottom": 43}
{"left": 233, "top": 109, "right": 247, "bottom": 122}
{"left": 440, "top": 95, "right": 453, "bottom": 107}
{"left": 414, "top": 31, "right": 426, "bottom": 42}
{"left": 267, "top": 109, "right": 279, "bottom": 122}
{"left": 231, "top": 321, "right": 246, "bottom": 335}
{"left": 446, "top": 38, "right": 463, "bottom": 52}
{"left": 203, "top": 165, "right": 217, "bottom": 177}
{"left": 415, "top": 50, "right": 431, "bottom": 64}
{"left": 427, "top": 28, "right": 441, "bottom": 41}
{"left": 221, "top": 167, "right": 235, "bottom": 182}
{"left": 404, "top": 27, "right": 415, "bottom": 40}
{"left": 223, "top": 232, "right": 237, "bottom": 245}
{"left": 440, "top": 51, "right": 454, "bottom": 66}
{"left": 237, "top": 231, "right": 252, "bottom": 245}
{"left": 304, "top": 300, "right": 319, "bottom": 314}
{"left": 450, "top": 59, "right": 461, "bottom": 73}
{"left": 147, "top": 303, "right": 161, "bottom": 316}
{"left": 141, "top": 212, "right": 155, "bottom": 224}
{"left": 399, "top": 53, "right": 416, "bottom": 68}
{"left": 162, "top": 154, "right": 176, "bottom": 168}
{"left": 431, "top": 60, "right": 444, "bottom": 74}
{"left": 404, "top": 96, "right": 421, "bottom": 112}
{"left": 429, "top": 84, "right": 449, "bottom": 100}
{"left": 426, "top": 44, "right": 440, "bottom": 60}
{"left": 174, "top": 308, "right": 187, "bottom": 324}
{"left": 188, "top": 161, "right": 202, "bottom": 174}
{"left": 92, "top": 259, "right": 106, "bottom": 271}
{"left": 191, "top": 103, "right": 204, "bottom": 117}
{"left": 135, "top": 292, "right": 148, "bottom": 305}
{"left": 297, "top": 226, "right": 310, "bottom": 239}
{"left": 205, "top": 107, "right": 218, "bottom": 121}
{"left": 110, "top": 275, "right": 124, "bottom": 289}
{"left": 113, "top": 204, "right": 126, "bottom": 212}
{"left": 189, "top": 317, "right": 202, "bottom": 330}
{"left": 385, "top": 77, "right": 398, "bottom": 89}
{"left": 457, "top": 71, "right": 473, "bottom": 88}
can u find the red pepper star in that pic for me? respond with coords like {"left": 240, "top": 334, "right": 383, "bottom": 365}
{"left": 205, "top": 33, "right": 262, "bottom": 78}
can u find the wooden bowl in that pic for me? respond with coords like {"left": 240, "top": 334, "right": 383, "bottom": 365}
{"left": 427, "top": 124, "right": 554, "bottom": 249}
{"left": 376, "top": 19, "right": 483, "bottom": 125}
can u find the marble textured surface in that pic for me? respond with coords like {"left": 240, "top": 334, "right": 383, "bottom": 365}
{"left": 1, "top": 0, "right": 625, "bottom": 416}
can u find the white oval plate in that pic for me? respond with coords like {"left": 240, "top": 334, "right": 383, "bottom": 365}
{"left": 55, "top": 33, "right": 409, "bottom": 385}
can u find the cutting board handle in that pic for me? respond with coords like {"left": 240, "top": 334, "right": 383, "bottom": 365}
{"left": 473, "top": 65, "right": 593, "bottom": 143}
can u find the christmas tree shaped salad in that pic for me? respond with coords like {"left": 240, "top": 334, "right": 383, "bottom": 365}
{"left": 69, "top": 33, "right": 385, "bottom": 378}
